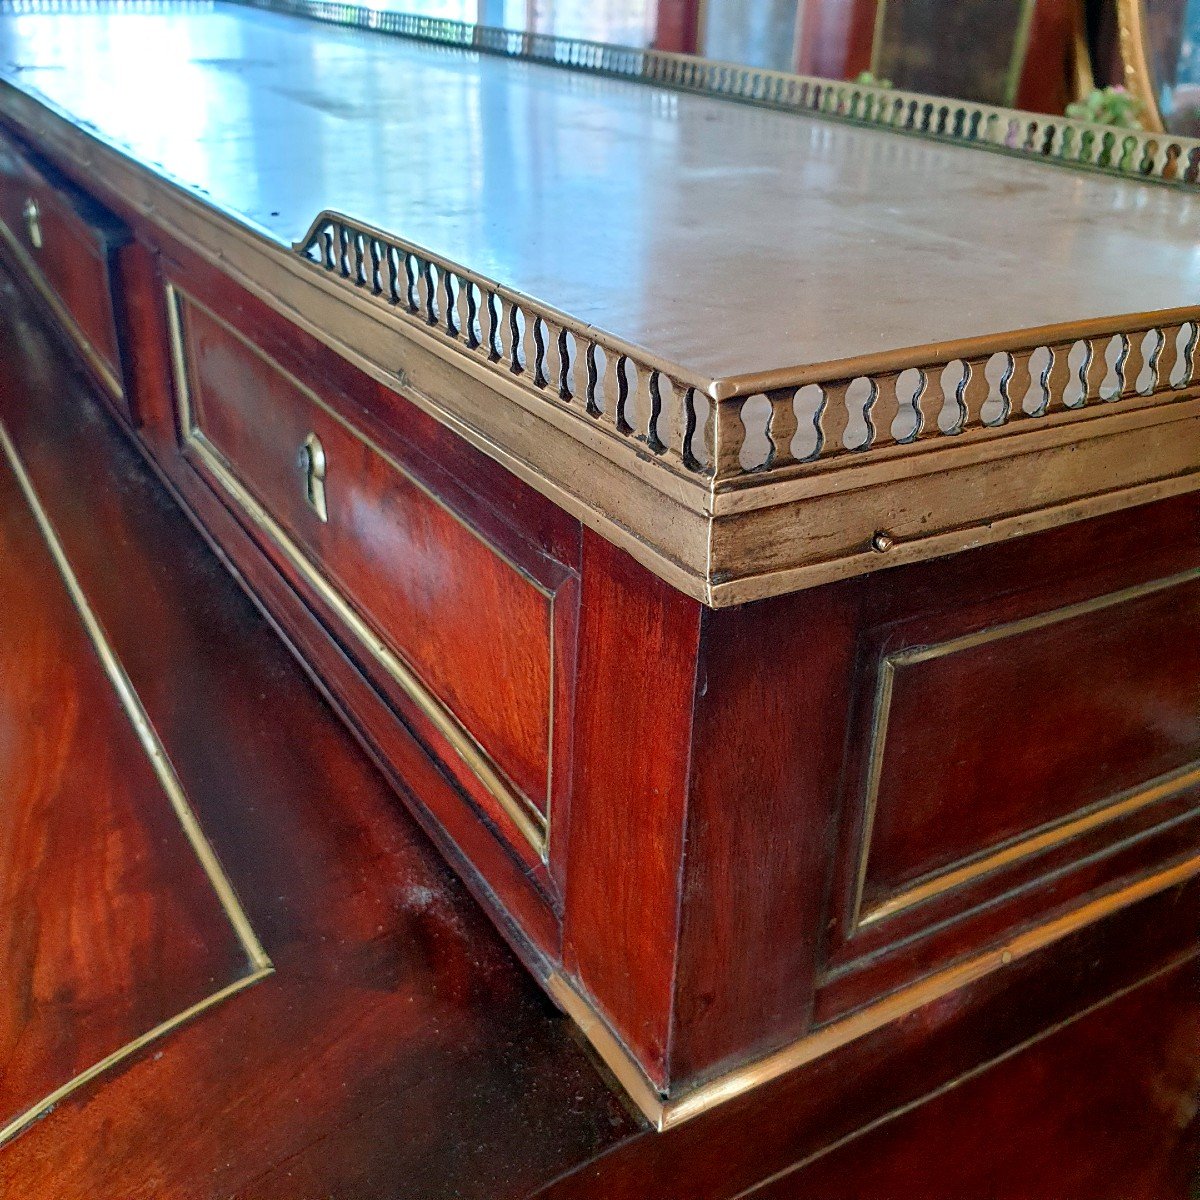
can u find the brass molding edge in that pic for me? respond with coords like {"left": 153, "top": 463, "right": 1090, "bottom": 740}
{"left": 552, "top": 854, "right": 1200, "bottom": 1131}
{"left": 297, "top": 211, "right": 1200, "bottom": 492}
{"left": 0, "top": 418, "right": 272, "bottom": 1147}
{"left": 851, "top": 567, "right": 1200, "bottom": 930}
{"left": 165, "top": 285, "right": 550, "bottom": 857}
{"left": 707, "top": 454, "right": 1200, "bottom": 606}
{"left": 729, "top": 948, "right": 1198, "bottom": 1198}
{"left": 863, "top": 761, "right": 1200, "bottom": 927}
{"left": 545, "top": 973, "right": 670, "bottom": 1130}
{"left": 0, "top": 78, "right": 713, "bottom": 602}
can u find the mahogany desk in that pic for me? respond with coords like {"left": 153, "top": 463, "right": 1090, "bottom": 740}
{"left": 0, "top": 3, "right": 1196, "bottom": 1195}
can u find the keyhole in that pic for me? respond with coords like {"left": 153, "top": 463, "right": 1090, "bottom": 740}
{"left": 22, "top": 198, "right": 41, "bottom": 250}
{"left": 300, "top": 432, "right": 327, "bottom": 522}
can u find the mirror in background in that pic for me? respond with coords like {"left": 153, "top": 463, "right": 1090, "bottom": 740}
{"left": 701, "top": 0, "right": 1104, "bottom": 125}
{"left": 388, "top": 0, "right": 1198, "bottom": 131}
{"left": 1092, "top": 0, "right": 1200, "bottom": 134}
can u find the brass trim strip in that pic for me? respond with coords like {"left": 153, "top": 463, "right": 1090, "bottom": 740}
{"left": 1, "top": 72, "right": 1197, "bottom": 610}
{"left": 164, "top": 286, "right": 550, "bottom": 857}
{"left": 546, "top": 973, "right": 668, "bottom": 1128}
{"left": 851, "top": 568, "right": 1200, "bottom": 930}
{"left": 852, "top": 649, "right": 897, "bottom": 926}
{"left": 0, "top": 419, "right": 272, "bottom": 1146}
{"left": 0, "top": 214, "right": 123, "bottom": 400}
{"left": 554, "top": 852, "right": 1200, "bottom": 1130}
{"left": 165, "top": 288, "right": 560, "bottom": 598}
{"left": 864, "top": 761, "right": 1200, "bottom": 925}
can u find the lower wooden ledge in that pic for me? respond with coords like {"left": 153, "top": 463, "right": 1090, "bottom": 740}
{"left": 550, "top": 850, "right": 1200, "bottom": 1132}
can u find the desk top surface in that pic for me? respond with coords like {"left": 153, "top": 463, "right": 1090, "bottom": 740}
{"left": 0, "top": 2, "right": 1198, "bottom": 385}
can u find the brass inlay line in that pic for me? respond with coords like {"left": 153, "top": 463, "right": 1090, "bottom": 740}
{"left": 0, "top": 33, "right": 1193, "bottom": 609}
{"left": 0, "top": 215, "right": 123, "bottom": 400}
{"left": 852, "top": 649, "right": 898, "bottom": 928}
{"left": 863, "top": 761, "right": 1200, "bottom": 925}
{"left": 554, "top": 852, "right": 1200, "bottom": 1131}
{"left": 168, "top": 292, "right": 561, "bottom": 599}
{"left": 851, "top": 568, "right": 1200, "bottom": 931}
{"left": 0, "top": 970, "right": 271, "bottom": 1146}
{"left": 0, "top": 419, "right": 272, "bottom": 1147}
{"left": 164, "top": 285, "right": 550, "bottom": 857}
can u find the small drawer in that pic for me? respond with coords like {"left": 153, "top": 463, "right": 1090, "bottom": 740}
{"left": 817, "top": 565, "right": 1200, "bottom": 1019}
{"left": 0, "top": 127, "right": 131, "bottom": 412}
{"left": 164, "top": 283, "right": 577, "bottom": 865}
{"left": 853, "top": 572, "right": 1200, "bottom": 926}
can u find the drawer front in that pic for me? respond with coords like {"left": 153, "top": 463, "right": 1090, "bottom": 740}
{"left": 858, "top": 571, "right": 1200, "bottom": 916}
{"left": 0, "top": 127, "right": 129, "bottom": 405}
{"left": 818, "top": 558, "right": 1200, "bottom": 1018}
{"left": 165, "top": 285, "right": 572, "bottom": 859}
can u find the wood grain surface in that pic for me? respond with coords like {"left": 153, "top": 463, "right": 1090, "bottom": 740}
{"left": 0, "top": 269, "right": 638, "bottom": 1197}
{"left": 0, "top": 417, "right": 257, "bottom": 1144}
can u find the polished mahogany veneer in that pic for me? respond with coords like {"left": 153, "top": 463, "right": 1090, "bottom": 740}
{"left": 170, "top": 282, "right": 572, "bottom": 852}
{"left": 0, "top": 257, "right": 1194, "bottom": 1199}
{"left": 0, "top": 2, "right": 1196, "bottom": 1187}
{"left": 0, "top": 276, "right": 638, "bottom": 1194}
{"left": 854, "top": 573, "right": 1200, "bottom": 913}
{"left": 144, "top": 234, "right": 1200, "bottom": 1107}
{"left": 0, "top": 435, "right": 255, "bottom": 1142}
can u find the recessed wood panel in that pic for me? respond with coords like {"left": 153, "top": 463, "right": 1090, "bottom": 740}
{"left": 0, "top": 126, "right": 129, "bottom": 403}
{"left": 0, "top": 427, "right": 261, "bottom": 1143}
{"left": 855, "top": 571, "right": 1200, "bottom": 928}
{"left": 168, "top": 288, "right": 567, "bottom": 850}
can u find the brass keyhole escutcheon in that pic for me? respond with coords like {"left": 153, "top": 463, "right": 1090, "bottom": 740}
{"left": 300, "top": 432, "right": 328, "bottom": 522}
{"left": 22, "top": 198, "right": 41, "bottom": 250}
